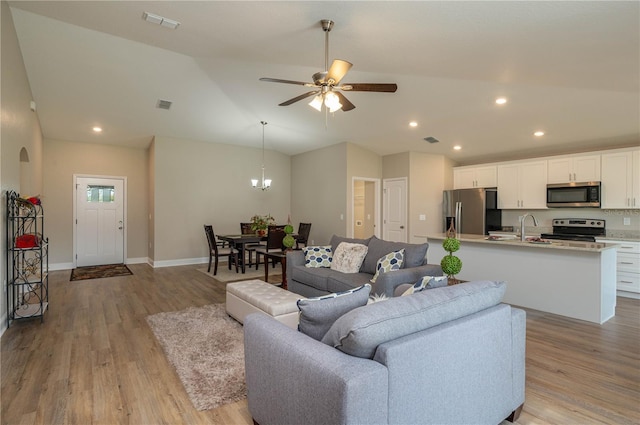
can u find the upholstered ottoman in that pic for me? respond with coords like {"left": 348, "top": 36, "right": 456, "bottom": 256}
{"left": 226, "top": 279, "right": 305, "bottom": 329}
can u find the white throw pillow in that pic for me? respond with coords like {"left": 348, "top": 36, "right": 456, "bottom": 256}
{"left": 330, "top": 242, "right": 368, "bottom": 273}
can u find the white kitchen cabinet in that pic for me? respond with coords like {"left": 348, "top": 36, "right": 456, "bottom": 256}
{"left": 597, "top": 239, "right": 640, "bottom": 296}
{"left": 547, "top": 154, "right": 601, "bottom": 184}
{"left": 601, "top": 150, "right": 640, "bottom": 209}
{"left": 453, "top": 166, "right": 497, "bottom": 189}
{"left": 497, "top": 160, "right": 548, "bottom": 209}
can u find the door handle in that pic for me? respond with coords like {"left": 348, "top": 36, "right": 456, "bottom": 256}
{"left": 400, "top": 226, "right": 405, "bottom": 229}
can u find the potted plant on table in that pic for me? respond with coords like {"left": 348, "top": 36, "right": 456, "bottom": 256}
{"left": 250, "top": 214, "right": 275, "bottom": 237}
{"left": 282, "top": 215, "right": 295, "bottom": 251}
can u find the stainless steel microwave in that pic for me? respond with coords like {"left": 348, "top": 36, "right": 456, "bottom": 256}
{"left": 546, "top": 182, "right": 601, "bottom": 208}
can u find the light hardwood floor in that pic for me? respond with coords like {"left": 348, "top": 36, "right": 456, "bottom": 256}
{"left": 1, "top": 264, "right": 639, "bottom": 424}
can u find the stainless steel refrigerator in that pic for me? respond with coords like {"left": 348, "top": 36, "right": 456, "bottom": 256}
{"left": 442, "top": 188, "right": 502, "bottom": 235}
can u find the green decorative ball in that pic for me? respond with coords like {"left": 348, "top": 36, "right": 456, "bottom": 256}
{"left": 442, "top": 237, "right": 461, "bottom": 253}
{"left": 283, "top": 234, "right": 296, "bottom": 249}
{"left": 441, "top": 255, "right": 462, "bottom": 275}
{"left": 284, "top": 224, "right": 294, "bottom": 234}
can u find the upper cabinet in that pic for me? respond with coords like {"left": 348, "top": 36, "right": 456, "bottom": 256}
{"left": 601, "top": 150, "right": 640, "bottom": 209}
{"left": 453, "top": 165, "right": 497, "bottom": 189}
{"left": 497, "top": 160, "right": 548, "bottom": 209}
{"left": 547, "top": 154, "right": 601, "bottom": 184}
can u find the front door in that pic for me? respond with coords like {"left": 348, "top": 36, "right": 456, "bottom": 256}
{"left": 75, "top": 176, "right": 125, "bottom": 267}
{"left": 383, "top": 178, "right": 407, "bottom": 242}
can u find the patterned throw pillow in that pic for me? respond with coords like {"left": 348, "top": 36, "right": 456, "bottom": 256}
{"left": 401, "top": 275, "right": 448, "bottom": 296}
{"left": 370, "top": 249, "right": 405, "bottom": 283}
{"left": 330, "top": 242, "right": 368, "bottom": 273}
{"left": 303, "top": 246, "right": 333, "bottom": 268}
{"left": 297, "top": 284, "right": 371, "bottom": 341}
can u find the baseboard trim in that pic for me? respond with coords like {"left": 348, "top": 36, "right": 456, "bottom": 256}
{"left": 50, "top": 257, "right": 226, "bottom": 270}
{"left": 50, "top": 262, "right": 74, "bottom": 271}
{"left": 151, "top": 257, "right": 211, "bottom": 268}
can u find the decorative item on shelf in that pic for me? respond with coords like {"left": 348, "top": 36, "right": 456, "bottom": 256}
{"left": 441, "top": 222, "right": 462, "bottom": 285}
{"left": 251, "top": 121, "right": 272, "bottom": 190}
{"left": 282, "top": 215, "right": 295, "bottom": 251}
{"left": 250, "top": 214, "right": 275, "bottom": 237}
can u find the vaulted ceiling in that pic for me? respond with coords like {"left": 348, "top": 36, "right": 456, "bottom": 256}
{"left": 8, "top": 1, "right": 640, "bottom": 165}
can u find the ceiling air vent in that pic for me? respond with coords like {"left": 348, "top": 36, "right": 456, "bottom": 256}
{"left": 157, "top": 99, "right": 172, "bottom": 110}
{"left": 423, "top": 136, "right": 439, "bottom": 144}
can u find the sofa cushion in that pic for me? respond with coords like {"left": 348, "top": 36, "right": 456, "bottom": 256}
{"left": 401, "top": 275, "right": 448, "bottom": 296}
{"left": 303, "top": 245, "right": 332, "bottom": 268}
{"left": 371, "top": 249, "right": 405, "bottom": 283}
{"left": 331, "top": 242, "right": 368, "bottom": 273}
{"left": 297, "top": 284, "right": 371, "bottom": 341}
{"left": 361, "top": 236, "right": 429, "bottom": 274}
{"left": 321, "top": 280, "right": 507, "bottom": 358}
{"left": 291, "top": 265, "right": 335, "bottom": 292}
{"left": 327, "top": 272, "right": 373, "bottom": 294}
{"left": 330, "top": 235, "right": 372, "bottom": 257}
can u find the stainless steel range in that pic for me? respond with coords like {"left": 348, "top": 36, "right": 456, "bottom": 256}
{"left": 540, "top": 218, "right": 606, "bottom": 242}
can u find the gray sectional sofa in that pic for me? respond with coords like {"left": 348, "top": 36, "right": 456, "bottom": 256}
{"left": 286, "top": 235, "right": 443, "bottom": 297}
{"left": 244, "top": 280, "right": 526, "bottom": 425}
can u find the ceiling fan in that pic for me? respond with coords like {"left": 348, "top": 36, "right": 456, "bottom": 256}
{"left": 259, "top": 19, "right": 398, "bottom": 113}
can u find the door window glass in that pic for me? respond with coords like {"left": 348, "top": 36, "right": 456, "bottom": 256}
{"left": 87, "top": 185, "right": 115, "bottom": 203}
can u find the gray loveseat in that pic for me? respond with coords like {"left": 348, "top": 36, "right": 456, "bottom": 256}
{"left": 286, "top": 235, "right": 443, "bottom": 297}
{"left": 244, "top": 280, "right": 526, "bottom": 425}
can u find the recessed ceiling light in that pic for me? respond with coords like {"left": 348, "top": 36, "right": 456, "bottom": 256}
{"left": 409, "top": 121, "right": 418, "bottom": 127}
{"left": 453, "top": 145, "right": 462, "bottom": 150}
{"left": 534, "top": 131, "right": 545, "bottom": 137}
{"left": 92, "top": 126, "right": 102, "bottom": 133}
{"left": 495, "top": 97, "right": 507, "bottom": 105}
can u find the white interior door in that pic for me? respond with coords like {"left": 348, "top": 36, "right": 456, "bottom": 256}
{"left": 75, "top": 177, "right": 125, "bottom": 267}
{"left": 383, "top": 178, "right": 407, "bottom": 242}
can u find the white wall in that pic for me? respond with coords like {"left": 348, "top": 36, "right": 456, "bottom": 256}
{"left": 42, "top": 139, "right": 149, "bottom": 266}
{"left": 383, "top": 152, "right": 454, "bottom": 243}
{"left": 152, "top": 136, "right": 291, "bottom": 265}
{"left": 1, "top": 2, "right": 45, "bottom": 333}
{"left": 291, "top": 143, "right": 348, "bottom": 245}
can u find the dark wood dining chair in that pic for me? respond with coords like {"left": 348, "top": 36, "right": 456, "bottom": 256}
{"left": 255, "top": 225, "right": 286, "bottom": 269}
{"left": 296, "top": 222, "right": 312, "bottom": 249}
{"left": 240, "top": 222, "right": 265, "bottom": 267}
{"left": 204, "top": 224, "right": 237, "bottom": 275}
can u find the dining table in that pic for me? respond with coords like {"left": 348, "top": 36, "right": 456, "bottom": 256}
{"left": 217, "top": 234, "right": 264, "bottom": 274}
{"left": 218, "top": 232, "right": 298, "bottom": 274}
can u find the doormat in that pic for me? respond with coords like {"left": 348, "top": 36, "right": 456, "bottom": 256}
{"left": 70, "top": 264, "right": 133, "bottom": 281}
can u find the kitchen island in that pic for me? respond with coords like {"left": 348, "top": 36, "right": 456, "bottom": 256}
{"left": 426, "top": 233, "right": 618, "bottom": 324}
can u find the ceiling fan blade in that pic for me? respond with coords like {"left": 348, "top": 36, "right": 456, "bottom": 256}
{"left": 326, "top": 59, "right": 353, "bottom": 85}
{"left": 278, "top": 90, "right": 321, "bottom": 106}
{"left": 338, "top": 83, "right": 398, "bottom": 93}
{"left": 335, "top": 92, "right": 355, "bottom": 111}
{"left": 260, "top": 77, "right": 316, "bottom": 87}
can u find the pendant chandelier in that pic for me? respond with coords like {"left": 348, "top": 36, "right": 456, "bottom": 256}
{"left": 251, "top": 121, "right": 272, "bottom": 190}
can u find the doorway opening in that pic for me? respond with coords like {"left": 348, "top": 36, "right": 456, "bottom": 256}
{"left": 351, "top": 177, "right": 380, "bottom": 239}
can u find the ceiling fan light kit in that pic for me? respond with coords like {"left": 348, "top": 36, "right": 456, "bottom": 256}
{"left": 260, "top": 19, "right": 397, "bottom": 113}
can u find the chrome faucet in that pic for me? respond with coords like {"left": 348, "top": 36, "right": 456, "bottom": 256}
{"left": 520, "top": 213, "right": 539, "bottom": 241}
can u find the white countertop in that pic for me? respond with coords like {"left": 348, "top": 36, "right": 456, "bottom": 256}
{"left": 426, "top": 233, "right": 619, "bottom": 253}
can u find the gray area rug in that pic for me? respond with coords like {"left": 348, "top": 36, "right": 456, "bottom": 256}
{"left": 146, "top": 303, "right": 245, "bottom": 411}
